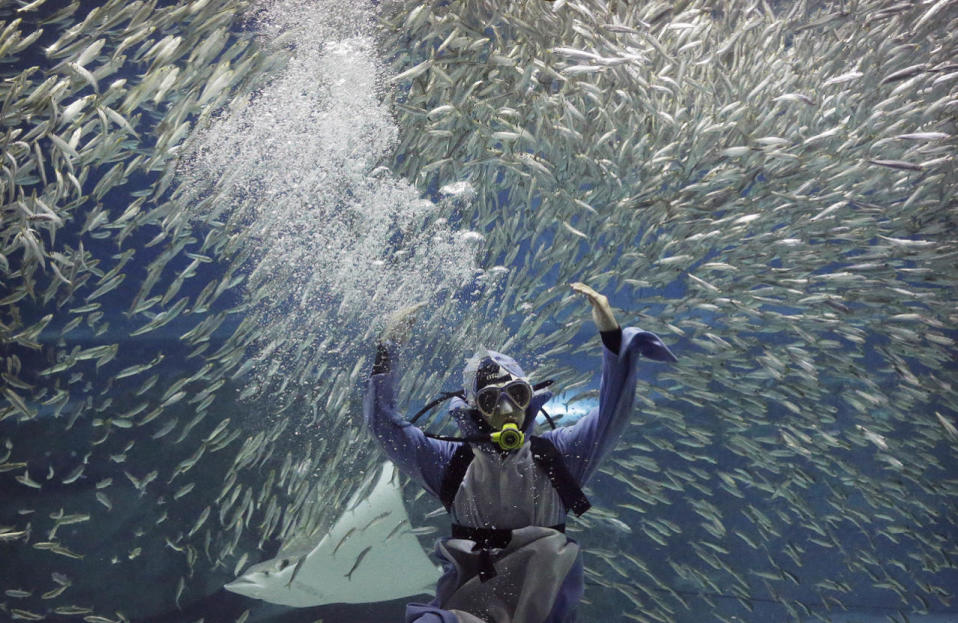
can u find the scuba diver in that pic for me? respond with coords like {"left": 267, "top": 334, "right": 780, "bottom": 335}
{"left": 364, "top": 282, "right": 677, "bottom": 623}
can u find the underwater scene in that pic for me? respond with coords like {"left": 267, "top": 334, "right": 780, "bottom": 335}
{"left": 1, "top": 0, "right": 956, "bottom": 622}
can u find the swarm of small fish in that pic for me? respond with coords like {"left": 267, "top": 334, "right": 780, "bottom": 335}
{"left": 0, "top": 0, "right": 956, "bottom": 621}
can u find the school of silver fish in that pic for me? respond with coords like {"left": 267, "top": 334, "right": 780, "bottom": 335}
{"left": 0, "top": 0, "right": 956, "bottom": 621}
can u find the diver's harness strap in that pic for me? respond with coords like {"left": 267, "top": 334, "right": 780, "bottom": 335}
{"left": 529, "top": 436, "right": 592, "bottom": 517}
{"left": 440, "top": 443, "right": 475, "bottom": 511}
{"left": 450, "top": 523, "right": 567, "bottom": 583}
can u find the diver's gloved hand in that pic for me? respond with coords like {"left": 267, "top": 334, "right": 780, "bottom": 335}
{"left": 569, "top": 282, "right": 618, "bottom": 332}
{"left": 381, "top": 302, "right": 427, "bottom": 346}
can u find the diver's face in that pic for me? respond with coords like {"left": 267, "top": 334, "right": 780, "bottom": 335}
{"left": 483, "top": 383, "right": 524, "bottom": 431}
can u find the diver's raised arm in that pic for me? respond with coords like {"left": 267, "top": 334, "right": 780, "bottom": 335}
{"left": 364, "top": 303, "right": 453, "bottom": 499}
{"left": 543, "top": 283, "right": 676, "bottom": 485}
{"left": 570, "top": 281, "right": 623, "bottom": 355}
{"left": 570, "top": 282, "right": 618, "bottom": 332}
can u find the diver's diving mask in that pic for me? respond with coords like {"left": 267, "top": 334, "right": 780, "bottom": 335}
{"left": 474, "top": 379, "right": 533, "bottom": 418}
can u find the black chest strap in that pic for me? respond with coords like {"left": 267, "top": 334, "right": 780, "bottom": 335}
{"left": 440, "top": 443, "right": 474, "bottom": 511}
{"left": 438, "top": 437, "right": 590, "bottom": 517}
{"left": 529, "top": 436, "right": 592, "bottom": 517}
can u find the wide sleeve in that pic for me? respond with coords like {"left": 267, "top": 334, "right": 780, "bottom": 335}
{"left": 541, "top": 326, "right": 676, "bottom": 486}
{"left": 363, "top": 340, "right": 457, "bottom": 500}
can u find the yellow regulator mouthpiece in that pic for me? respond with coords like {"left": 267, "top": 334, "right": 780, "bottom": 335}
{"left": 490, "top": 422, "right": 524, "bottom": 451}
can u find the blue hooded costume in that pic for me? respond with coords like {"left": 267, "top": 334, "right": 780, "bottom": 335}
{"left": 364, "top": 326, "right": 676, "bottom": 623}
